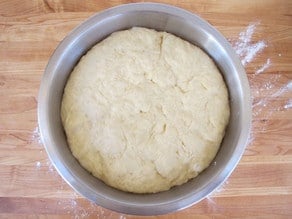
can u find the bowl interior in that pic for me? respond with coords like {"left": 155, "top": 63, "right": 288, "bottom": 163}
{"left": 38, "top": 3, "right": 251, "bottom": 215}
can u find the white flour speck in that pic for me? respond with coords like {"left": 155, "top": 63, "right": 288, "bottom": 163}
{"left": 46, "top": 159, "right": 56, "bottom": 173}
{"left": 255, "top": 58, "right": 271, "bottom": 75}
{"left": 32, "top": 126, "right": 42, "bottom": 145}
{"left": 284, "top": 99, "right": 292, "bottom": 109}
{"left": 278, "top": 53, "right": 282, "bottom": 57}
{"left": 232, "top": 22, "right": 267, "bottom": 66}
{"left": 36, "top": 161, "right": 41, "bottom": 169}
{"left": 271, "top": 81, "right": 292, "bottom": 98}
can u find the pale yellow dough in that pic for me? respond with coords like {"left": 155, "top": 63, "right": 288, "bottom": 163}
{"left": 61, "top": 27, "right": 230, "bottom": 193}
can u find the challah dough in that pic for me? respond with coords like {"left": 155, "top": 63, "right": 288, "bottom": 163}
{"left": 61, "top": 27, "right": 230, "bottom": 193}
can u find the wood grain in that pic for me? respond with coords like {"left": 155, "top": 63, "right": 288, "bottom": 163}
{"left": 0, "top": 0, "right": 291, "bottom": 218}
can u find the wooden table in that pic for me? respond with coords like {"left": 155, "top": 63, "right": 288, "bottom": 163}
{"left": 0, "top": 0, "right": 291, "bottom": 218}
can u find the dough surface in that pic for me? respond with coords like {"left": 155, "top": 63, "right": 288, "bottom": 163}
{"left": 61, "top": 27, "right": 230, "bottom": 193}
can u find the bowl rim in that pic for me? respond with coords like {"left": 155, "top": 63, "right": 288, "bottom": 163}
{"left": 38, "top": 2, "right": 252, "bottom": 215}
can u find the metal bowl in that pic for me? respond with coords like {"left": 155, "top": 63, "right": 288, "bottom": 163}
{"left": 38, "top": 3, "right": 251, "bottom": 215}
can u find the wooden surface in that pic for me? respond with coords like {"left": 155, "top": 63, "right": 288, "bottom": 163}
{"left": 0, "top": 0, "right": 291, "bottom": 218}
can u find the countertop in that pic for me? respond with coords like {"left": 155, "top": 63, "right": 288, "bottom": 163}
{"left": 0, "top": 0, "right": 291, "bottom": 218}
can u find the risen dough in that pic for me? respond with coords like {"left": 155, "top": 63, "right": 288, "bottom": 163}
{"left": 61, "top": 27, "right": 230, "bottom": 193}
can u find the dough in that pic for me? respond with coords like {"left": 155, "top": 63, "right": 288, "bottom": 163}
{"left": 61, "top": 27, "right": 230, "bottom": 193}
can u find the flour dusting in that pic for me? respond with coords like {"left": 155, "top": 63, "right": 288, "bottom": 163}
{"left": 232, "top": 22, "right": 267, "bottom": 66}
{"left": 32, "top": 126, "right": 42, "bottom": 145}
{"left": 252, "top": 75, "right": 282, "bottom": 109}
{"left": 252, "top": 78, "right": 292, "bottom": 133}
{"left": 231, "top": 21, "right": 270, "bottom": 145}
{"left": 255, "top": 58, "right": 271, "bottom": 75}
{"left": 272, "top": 81, "right": 292, "bottom": 98}
{"left": 207, "top": 21, "right": 289, "bottom": 204}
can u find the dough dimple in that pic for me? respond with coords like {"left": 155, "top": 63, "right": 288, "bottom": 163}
{"left": 61, "top": 27, "right": 230, "bottom": 193}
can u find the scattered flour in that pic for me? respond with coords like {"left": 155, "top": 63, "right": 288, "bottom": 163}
{"left": 31, "top": 126, "right": 42, "bottom": 145}
{"left": 231, "top": 21, "right": 270, "bottom": 144}
{"left": 232, "top": 22, "right": 267, "bottom": 66}
{"left": 271, "top": 81, "right": 292, "bottom": 98}
{"left": 231, "top": 22, "right": 289, "bottom": 141}
{"left": 207, "top": 21, "right": 289, "bottom": 206}
{"left": 255, "top": 58, "right": 271, "bottom": 74}
{"left": 252, "top": 75, "right": 283, "bottom": 109}
{"left": 46, "top": 159, "right": 56, "bottom": 173}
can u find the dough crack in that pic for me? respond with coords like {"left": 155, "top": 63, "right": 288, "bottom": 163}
{"left": 158, "top": 34, "right": 164, "bottom": 59}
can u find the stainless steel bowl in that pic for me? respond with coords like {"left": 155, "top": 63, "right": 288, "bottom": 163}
{"left": 38, "top": 3, "right": 251, "bottom": 215}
